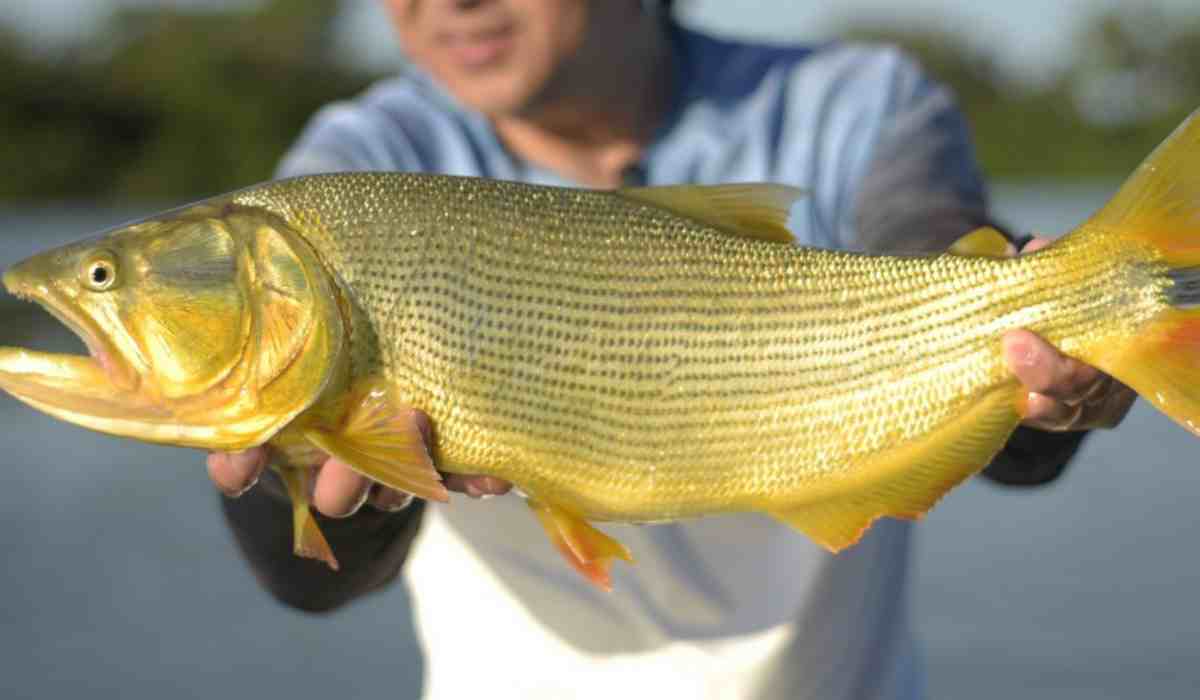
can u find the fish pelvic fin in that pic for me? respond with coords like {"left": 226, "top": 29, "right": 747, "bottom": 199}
{"left": 278, "top": 465, "right": 339, "bottom": 570}
{"left": 767, "top": 388, "right": 1020, "bottom": 552}
{"left": 1071, "top": 109, "right": 1200, "bottom": 436}
{"left": 303, "top": 378, "right": 449, "bottom": 503}
{"left": 527, "top": 498, "right": 633, "bottom": 591}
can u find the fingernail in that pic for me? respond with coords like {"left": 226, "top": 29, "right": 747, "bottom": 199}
{"left": 464, "top": 483, "right": 483, "bottom": 499}
{"left": 229, "top": 473, "right": 260, "bottom": 498}
{"left": 376, "top": 493, "right": 414, "bottom": 512}
{"left": 347, "top": 486, "right": 371, "bottom": 516}
{"left": 1015, "top": 341, "right": 1038, "bottom": 367}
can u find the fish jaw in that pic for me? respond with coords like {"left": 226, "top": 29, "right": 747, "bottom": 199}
{"left": 0, "top": 264, "right": 170, "bottom": 441}
{"left": 0, "top": 345, "right": 170, "bottom": 436}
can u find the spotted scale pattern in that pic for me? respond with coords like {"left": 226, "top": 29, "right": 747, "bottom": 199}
{"left": 234, "top": 174, "right": 1170, "bottom": 522}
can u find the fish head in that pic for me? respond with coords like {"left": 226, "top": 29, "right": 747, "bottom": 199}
{"left": 0, "top": 201, "right": 346, "bottom": 450}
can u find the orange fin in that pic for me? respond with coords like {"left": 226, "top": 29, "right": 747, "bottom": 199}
{"left": 278, "top": 465, "right": 339, "bottom": 570}
{"left": 948, "top": 226, "right": 1011, "bottom": 258}
{"left": 767, "top": 388, "right": 1019, "bottom": 552}
{"left": 1103, "top": 310, "right": 1200, "bottom": 437}
{"left": 1084, "top": 107, "right": 1200, "bottom": 265}
{"left": 1074, "top": 108, "right": 1200, "bottom": 434}
{"left": 304, "top": 378, "right": 449, "bottom": 503}
{"left": 527, "top": 498, "right": 633, "bottom": 591}
{"left": 617, "top": 183, "right": 803, "bottom": 244}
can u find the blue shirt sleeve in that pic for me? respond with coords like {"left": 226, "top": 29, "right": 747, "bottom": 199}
{"left": 275, "top": 82, "right": 427, "bottom": 177}
{"left": 791, "top": 46, "right": 988, "bottom": 253}
{"left": 849, "top": 50, "right": 990, "bottom": 253}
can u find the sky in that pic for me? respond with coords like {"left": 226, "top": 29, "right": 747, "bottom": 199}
{"left": 2, "top": 0, "right": 1199, "bottom": 81}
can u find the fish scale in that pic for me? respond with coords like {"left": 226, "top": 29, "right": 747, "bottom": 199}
{"left": 4, "top": 111, "right": 1197, "bottom": 584}
{"left": 232, "top": 173, "right": 1158, "bottom": 522}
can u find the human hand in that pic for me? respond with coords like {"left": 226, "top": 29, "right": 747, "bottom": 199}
{"left": 1002, "top": 237, "right": 1137, "bottom": 431}
{"left": 206, "top": 410, "right": 512, "bottom": 517}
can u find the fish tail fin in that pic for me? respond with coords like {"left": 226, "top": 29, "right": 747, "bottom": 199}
{"left": 1078, "top": 108, "right": 1200, "bottom": 436}
{"left": 1081, "top": 108, "right": 1200, "bottom": 265}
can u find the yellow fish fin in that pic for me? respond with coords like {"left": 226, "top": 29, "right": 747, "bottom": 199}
{"left": 277, "top": 465, "right": 338, "bottom": 570}
{"left": 527, "top": 497, "right": 633, "bottom": 591}
{"left": 1071, "top": 108, "right": 1200, "bottom": 435}
{"left": 1102, "top": 308, "right": 1200, "bottom": 437}
{"left": 1083, "top": 107, "right": 1200, "bottom": 266}
{"left": 948, "top": 226, "right": 1011, "bottom": 258}
{"left": 767, "top": 388, "right": 1020, "bottom": 552}
{"left": 616, "top": 183, "right": 804, "bottom": 244}
{"left": 303, "top": 378, "right": 449, "bottom": 503}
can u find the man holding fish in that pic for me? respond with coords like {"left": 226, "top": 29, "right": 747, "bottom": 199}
{"left": 194, "top": 0, "right": 1133, "bottom": 697}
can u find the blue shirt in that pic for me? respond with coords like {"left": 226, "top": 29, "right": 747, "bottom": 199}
{"left": 276, "top": 25, "right": 988, "bottom": 700}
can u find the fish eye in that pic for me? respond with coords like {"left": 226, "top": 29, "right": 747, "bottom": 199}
{"left": 81, "top": 253, "right": 119, "bottom": 291}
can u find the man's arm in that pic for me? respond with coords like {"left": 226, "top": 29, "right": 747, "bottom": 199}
{"left": 221, "top": 476, "right": 426, "bottom": 612}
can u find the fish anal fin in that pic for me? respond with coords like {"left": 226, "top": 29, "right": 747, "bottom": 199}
{"left": 948, "top": 226, "right": 1011, "bottom": 258}
{"left": 278, "top": 465, "right": 339, "bottom": 570}
{"left": 768, "top": 502, "right": 879, "bottom": 553}
{"left": 528, "top": 498, "right": 633, "bottom": 591}
{"left": 617, "top": 183, "right": 804, "bottom": 244}
{"left": 768, "top": 388, "right": 1021, "bottom": 552}
{"left": 304, "top": 378, "right": 449, "bottom": 503}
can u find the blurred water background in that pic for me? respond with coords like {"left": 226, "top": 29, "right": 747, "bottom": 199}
{"left": 2, "top": 1, "right": 1200, "bottom": 698}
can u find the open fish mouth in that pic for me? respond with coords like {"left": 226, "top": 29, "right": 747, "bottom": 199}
{"left": 0, "top": 269, "right": 151, "bottom": 429}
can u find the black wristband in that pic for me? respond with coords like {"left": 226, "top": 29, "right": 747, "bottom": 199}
{"left": 220, "top": 488, "right": 425, "bottom": 612}
{"left": 982, "top": 426, "right": 1088, "bottom": 487}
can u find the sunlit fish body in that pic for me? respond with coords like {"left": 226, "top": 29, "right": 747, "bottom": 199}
{"left": 4, "top": 111, "right": 1200, "bottom": 590}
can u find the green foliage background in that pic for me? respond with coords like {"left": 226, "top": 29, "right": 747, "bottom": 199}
{"left": 0, "top": 1, "right": 1197, "bottom": 201}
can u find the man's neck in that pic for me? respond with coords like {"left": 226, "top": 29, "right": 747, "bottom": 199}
{"left": 492, "top": 18, "right": 673, "bottom": 189}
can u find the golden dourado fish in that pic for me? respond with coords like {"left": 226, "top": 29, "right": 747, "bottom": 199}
{"left": 4, "top": 110, "right": 1200, "bottom": 590}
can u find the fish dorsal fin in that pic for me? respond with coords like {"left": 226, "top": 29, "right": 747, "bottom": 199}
{"left": 948, "top": 226, "right": 1011, "bottom": 258}
{"left": 617, "top": 183, "right": 804, "bottom": 244}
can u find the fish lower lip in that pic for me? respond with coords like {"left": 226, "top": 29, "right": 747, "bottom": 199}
{"left": 0, "top": 347, "right": 114, "bottom": 409}
{"left": 0, "top": 347, "right": 103, "bottom": 382}
{"left": 0, "top": 346, "right": 168, "bottom": 434}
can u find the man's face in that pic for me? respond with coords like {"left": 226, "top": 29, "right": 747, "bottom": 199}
{"left": 386, "top": 0, "right": 595, "bottom": 116}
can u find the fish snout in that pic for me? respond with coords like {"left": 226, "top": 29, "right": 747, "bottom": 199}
{"left": 2, "top": 253, "right": 59, "bottom": 301}
{"left": 3, "top": 260, "right": 29, "bottom": 297}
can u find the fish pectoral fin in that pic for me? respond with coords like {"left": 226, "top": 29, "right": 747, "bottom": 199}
{"left": 527, "top": 498, "right": 633, "bottom": 591}
{"left": 303, "top": 378, "right": 449, "bottom": 503}
{"left": 948, "top": 226, "right": 1011, "bottom": 258}
{"left": 617, "top": 183, "right": 804, "bottom": 244}
{"left": 768, "top": 387, "right": 1021, "bottom": 552}
{"left": 277, "top": 465, "right": 339, "bottom": 570}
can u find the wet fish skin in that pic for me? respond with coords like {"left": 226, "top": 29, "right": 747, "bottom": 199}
{"left": 2, "top": 109, "right": 1200, "bottom": 587}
